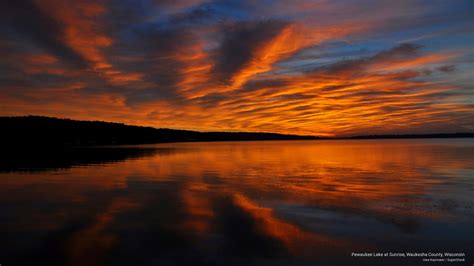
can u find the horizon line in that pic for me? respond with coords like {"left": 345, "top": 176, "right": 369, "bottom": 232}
{"left": 2, "top": 115, "right": 474, "bottom": 139}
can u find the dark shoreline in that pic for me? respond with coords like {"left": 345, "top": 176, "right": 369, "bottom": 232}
{"left": 1, "top": 116, "right": 473, "bottom": 150}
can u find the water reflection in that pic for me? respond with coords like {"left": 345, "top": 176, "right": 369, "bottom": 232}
{"left": 0, "top": 140, "right": 473, "bottom": 265}
{"left": 0, "top": 147, "right": 170, "bottom": 173}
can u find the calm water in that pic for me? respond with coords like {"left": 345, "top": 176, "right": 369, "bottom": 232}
{"left": 1, "top": 140, "right": 473, "bottom": 266}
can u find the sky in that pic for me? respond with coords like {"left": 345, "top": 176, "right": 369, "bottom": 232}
{"left": 0, "top": 0, "right": 473, "bottom": 136}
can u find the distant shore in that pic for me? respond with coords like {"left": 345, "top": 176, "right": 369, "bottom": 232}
{"left": 1, "top": 116, "right": 473, "bottom": 149}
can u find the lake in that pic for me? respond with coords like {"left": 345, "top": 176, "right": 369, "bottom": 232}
{"left": 1, "top": 139, "right": 473, "bottom": 265}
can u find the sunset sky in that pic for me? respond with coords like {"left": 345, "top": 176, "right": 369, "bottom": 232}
{"left": 0, "top": 0, "right": 473, "bottom": 136}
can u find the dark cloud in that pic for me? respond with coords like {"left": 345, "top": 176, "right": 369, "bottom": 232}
{"left": 77, "top": 24, "right": 201, "bottom": 105}
{"left": 212, "top": 20, "right": 289, "bottom": 84}
{"left": 102, "top": 0, "right": 156, "bottom": 31}
{"left": 289, "top": 105, "right": 313, "bottom": 111}
{"left": 0, "top": 0, "right": 87, "bottom": 67}
{"left": 274, "top": 93, "right": 315, "bottom": 101}
{"left": 241, "top": 78, "right": 289, "bottom": 92}
{"left": 153, "top": 0, "right": 200, "bottom": 8}
{"left": 437, "top": 64, "right": 456, "bottom": 73}
{"left": 322, "top": 58, "right": 367, "bottom": 75}
{"left": 372, "top": 43, "right": 422, "bottom": 62}
{"left": 193, "top": 92, "right": 231, "bottom": 108}
{"left": 123, "top": 28, "right": 198, "bottom": 105}
{"left": 320, "top": 83, "right": 357, "bottom": 92}
{"left": 168, "top": 4, "right": 222, "bottom": 26}
{"left": 310, "top": 43, "right": 424, "bottom": 76}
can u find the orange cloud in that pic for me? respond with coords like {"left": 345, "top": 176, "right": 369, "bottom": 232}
{"left": 31, "top": 0, "right": 143, "bottom": 85}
